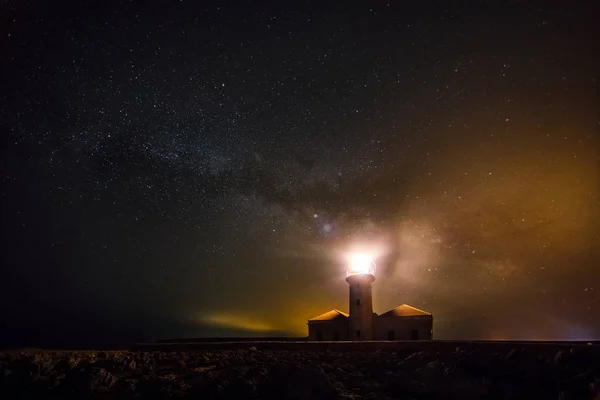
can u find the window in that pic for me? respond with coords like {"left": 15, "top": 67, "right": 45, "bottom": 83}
{"left": 356, "top": 329, "right": 360, "bottom": 338}
{"left": 356, "top": 298, "right": 360, "bottom": 306}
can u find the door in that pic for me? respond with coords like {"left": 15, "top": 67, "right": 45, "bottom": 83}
{"left": 333, "top": 331, "right": 339, "bottom": 341}
{"left": 387, "top": 330, "right": 395, "bottom": 340}
{"left": 316, "top": 331, "right": 323, "bottom": 341}
{"left": 410, "top": 329, "right": 419, "bottom": 340}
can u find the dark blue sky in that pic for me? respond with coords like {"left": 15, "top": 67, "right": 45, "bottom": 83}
{"left": 0, "top": 1, "right": 598, "bottom": 346}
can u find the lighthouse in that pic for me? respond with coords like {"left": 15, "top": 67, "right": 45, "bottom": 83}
{"left": 307, "top": 251, "right": 433, "bottom": 341}
{"left": 345, "top": 254, "right": 376, "bottom": 340}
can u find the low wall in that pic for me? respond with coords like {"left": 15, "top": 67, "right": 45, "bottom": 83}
{"left": 156, "top": 337, "right": 308, "bottom": 343}
{"left": 132, "top": 340, "right": 600, "bottom": 355}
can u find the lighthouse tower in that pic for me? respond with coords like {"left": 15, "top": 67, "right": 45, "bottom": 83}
{"left": 345, "top": 254, "right": 376, "bottom": 340}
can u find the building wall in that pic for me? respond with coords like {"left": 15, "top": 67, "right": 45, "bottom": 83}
{"left": 346, "top": 274, "right": 375, "bottom": 340}
{"left": 308, "top": 320, "right": 349, "bottom": 341}
{"left": 374, "top": 316, "right": 433, "bottom": 340}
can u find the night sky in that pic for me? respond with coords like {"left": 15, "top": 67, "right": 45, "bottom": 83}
{"left": 1, "top": 1, "right": 598, "bottom": 347}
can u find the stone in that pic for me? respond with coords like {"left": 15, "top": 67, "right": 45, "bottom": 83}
{"left": 337, "top": 390, "right": 361, "bottom": 399}
{"left": 504, "top": 348, "right": 517, "bottom": 360}
{"left": 322, "top": 363, "right": 335, "bottom": 373}
{"left": 554, "top": 350, "right": 564, "bottom": 365}
{"left": 127, "top": 359, "right": 137, "bottom": 370}
{"left": 89, "top": 368, "right": 118, "bottom": 392}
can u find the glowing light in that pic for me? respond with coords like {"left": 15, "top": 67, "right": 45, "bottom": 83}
{"left": 347, "top": 253, "right": 376, "bottom": 276}
{"left": 199, "top": 313, "right": 274, "bottom": 332}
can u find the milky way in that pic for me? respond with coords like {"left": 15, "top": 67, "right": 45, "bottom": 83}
{"left": 0, "top": 2, "right": 598, "bottom": 345}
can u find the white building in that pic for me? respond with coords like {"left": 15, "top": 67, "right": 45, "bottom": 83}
{"left": 307, "top": 259, "right": 433, "bottom": 341}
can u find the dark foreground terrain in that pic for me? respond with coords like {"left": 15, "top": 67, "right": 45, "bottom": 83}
{"left": 1, "top": 342, "right": 599, "bottom": 399}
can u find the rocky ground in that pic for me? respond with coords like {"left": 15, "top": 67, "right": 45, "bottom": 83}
{"left": 1, "top": 344, "right": 599, "bottom": 399}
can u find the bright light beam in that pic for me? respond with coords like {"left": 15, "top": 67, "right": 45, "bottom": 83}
{"left": 347, "top": 253, "right": 376, "bottom": 276}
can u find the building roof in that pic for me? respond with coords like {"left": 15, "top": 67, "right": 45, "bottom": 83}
{"left": 308, "top": 309, "right": 349, "bottom": 322}
{"left": 379, "top": 304, "right": 432, "bottom": 318}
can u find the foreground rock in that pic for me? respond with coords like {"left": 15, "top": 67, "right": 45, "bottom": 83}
{"left": 0, "top": 345, "right": 599, "bottom": 399}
